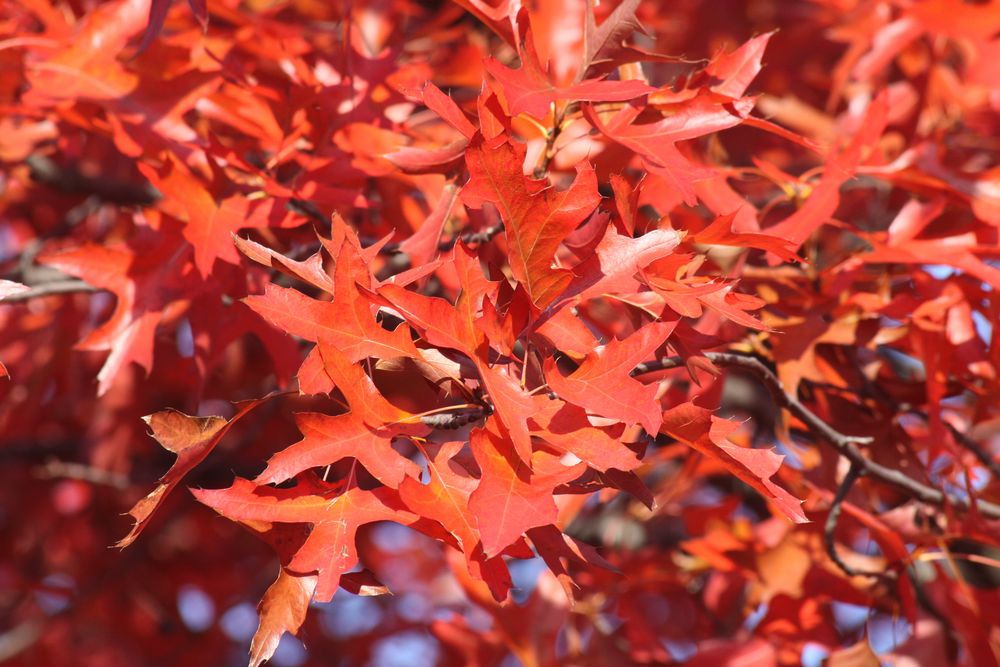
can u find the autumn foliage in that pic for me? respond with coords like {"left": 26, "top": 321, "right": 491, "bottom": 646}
{"left": 5, "top": 0, "right": 1000, "bottom": 665}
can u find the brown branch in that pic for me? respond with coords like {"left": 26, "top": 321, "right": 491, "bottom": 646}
{"left": 33, "top": 459, "right": 130, "bottom": 490}
{"left": 808, "top": 371, "right": 1000, "bottom": 482}
{"left": 26, "top": 154, "right": 160, "bottom": 206}
{"left": 634, "top": 353, "right": 1000, "bottom": 520}
{"left": 533, "top": 127, "right": 560, "bottom": 179}
{"left": 438, "top": 222, "right": 504, "bottom": 251}
{"left": 945, "top": 422, "right": 1000, "bottom": 481}
{"left": 286, "top": 198, "right": 329, "bottom": 226}
{"left": 532, "top": 104, "right": 568, "bottom": 179}
{"left": 1, "top": 280, "right": 99, "bottom": 303}
{"left": 823, "top": 463, "right": 886, "bottom": 579}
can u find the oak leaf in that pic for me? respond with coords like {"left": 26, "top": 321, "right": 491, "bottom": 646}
{"left": 463, "top": 138, "right": 601, "bottom": 307}
{"left": 660, "top": 402, "right": 807, "bottom": 523}
{"left": 399, "top": 440, "right": 513, "bottom": 601}
{"left": 117, "top": 396, "right": 271, "bottom": 547}
{"left": 192, "top": 476, "right": 416, "bottom": 601}
{"left": 469, "top": 422, "right": 586, "bottom": 556}
{"left": 249, "top": 569, "right": 317, "bottom": 667}
{"left": 545, "top": 321, "right": 674, "bottom": 434}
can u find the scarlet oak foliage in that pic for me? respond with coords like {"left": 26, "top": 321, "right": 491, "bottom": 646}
{"left": 5, "top": 0, "right": 1000, "bottom": 666}
{"left": 117, "top": 396, "right": 272, "bottom": 548}
{"left": 463, "top": 138, "right": 601, "bottom": 307}
{"left": 255, "top": 411, "right": 420, "bottom": 489}
{"left": 248, "top": 569, "right": 316, "bottom": 667}
{"left": 660, "top": 402, "right": 806, "bottom": 523}
{"left": 482, "top": 15, "right": 655, "bottom": 119}
{"left": 545, "top": 322, "right": 673, "bottom": 435}
{"left": 193, "top": 477, "right": 418, "bottom": 603}
{"left": 37, "top": 231, "right": 201, "bottom": 396}
{"left": 468, "top": 423, "right": 587, "bottom": 558}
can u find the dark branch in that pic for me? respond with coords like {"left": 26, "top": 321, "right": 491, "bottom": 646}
{"left": 823, "top": 463, "right": 885, "bottom": 578}
{"left": 420, "top": 405, "right": 489, "bottom": 430}
{"left": 532, "top": 105, "right": 566, "bottom": 179}
{"left": 26, "top": 154, "right": 160, "bottom": 206}
{"left": 634, "top": 353, "right": 1000, "bottom": 520}
{"left": 944, "top": 422, "right": 1000, "bottom": 481}
{"left": 437, "top": 222, "right": 504, "bottom": 252}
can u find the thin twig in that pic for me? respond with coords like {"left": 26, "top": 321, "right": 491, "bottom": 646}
{"left": 26, "top": 154, "right": 160, "bottom": 206}
{"left": 634, "top": 353, "right": 1000, "bottom": 520}
{"left": 436, "top": 222, "right": 505, "bottom": 252}
{"left": 1, "top": 280, "right": 99, "bottom": 302}
{"left": 945, "top": 423, "right": 1000, "bottom": 480}
{"left": 33, "top": 459, "right": 130, "bottom": 490}
{"left": 824, "top": 463, "right": 884, "bottom": 578}
{"left": 533, "top": 127, "right": 559, "bottom": 179}
{"left": 533, "top": 105, "right": 567, "bottom": 179}
{"left": 287, "top": 198, "right": 329, "bottom": 226}
{"left": 812, "top": 371, "right": 1000, "bottom": 483}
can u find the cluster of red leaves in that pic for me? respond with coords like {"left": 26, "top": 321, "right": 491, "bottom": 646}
{"left": 3, "top": 0, "right": 1000, "bottom": 665}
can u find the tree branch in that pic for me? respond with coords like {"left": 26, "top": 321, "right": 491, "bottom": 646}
{"left": 26, "top": 154, "right": 160, "bottom": 206}
{"left": 437, "top": 222, "right": 504, "bottom": 251}
{"left": 1, "top": 280, "right": 99, "bottom": 303}
{"left": 33, "top": 459, "right": 130, "bottom": 490}
{"left": 810, "top": 371, "right": 1000, "bottom": 483}
{"left": 946, "top": 423, "right": 1000, "bottom": 481}
{"left": 634, "top": 353, "right": 1000, "bottom": 520}
{"left": 824, "top": 463, "right": 885, "bottom": 578}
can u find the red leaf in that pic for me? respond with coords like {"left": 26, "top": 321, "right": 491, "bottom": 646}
{"left": 379, "top": 245, "right": 538, "bottom": 463}
{"left": 244, "top": 245, "right": 419, "bottom": 362}
{"left": 585, "top": 94, "right": 756, "bottom": 204}
{"left": 399, "top": 441, "right": 513, "bottom": 601}
{"left": 704, "top": 32, "right": 774, "bottom": 99}
{"left": 255, "top": 411, "right": 420, "bottom": 489}
{"left": 138, "top": 0, "right": 169, "bottom": 55}
{"left": 529, "top": 398, "right": 642, "bottom": 472}
{"left": 233, "top": 235, "right": 335, "bottom": 294}
{"left": 449, "top": 0, "right": 518, "bottom": 49}
{"left": 695, "top": 283, "right": 769, "bottom": 331}
{"left": 398, "top": 183, "right": 460, "bottom": 270}
{"left": 560, "top": 225, "right": 680, "bottom": 304}
{"left": 422, "top": 83, "right": 478, "bottom": 139}
{"left": 660, "top": 402, "right": 806, "bottom": 523}
{"left": 249, "top": 569, "right": 317, "bottom": 667}
{"left": 186, "top": 0, "right": 207, "bottom": 29}
{"left": 37, "top": 230, "right": 199, "bottom": 395}
{"left": 583, "top": 0, "right": 646, "bottom": 75}
{"left": 766, "top": 91, "right": 889, "bottom": 250}
{"left": 298, "top": 344, "right": 420, "bottom": 430}
{"left": 692, "top": 212, "right": 799, "bottom": 263}
{"left": 545, "top": 322, "right": 673, "bottom": 434}
{"left": 468, "top": 423, "right": 585, "bottom": 556}
{"left": 486, "top": 47, "right": 654, "bottom": 119}
{"left": 139, "top": 153, "right": 266, "bottom": 277}
{"left": 464, "top": 138, "right": 601, "bottom": 307}
{"left": 383, "top": 140, "right": 468, "bottom": 175}
{"left": 192, "top": 477, "right": 416, "bottom": 601}
{"left": 117, "top": 396, "right": 271, "bottom": 547}
{"left": 527, "top": 524, "right": 617, "bottom": 604}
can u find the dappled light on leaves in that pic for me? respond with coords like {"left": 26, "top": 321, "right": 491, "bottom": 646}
{"left": 4, "top": 0, "right": 1000, "bottom": 666}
